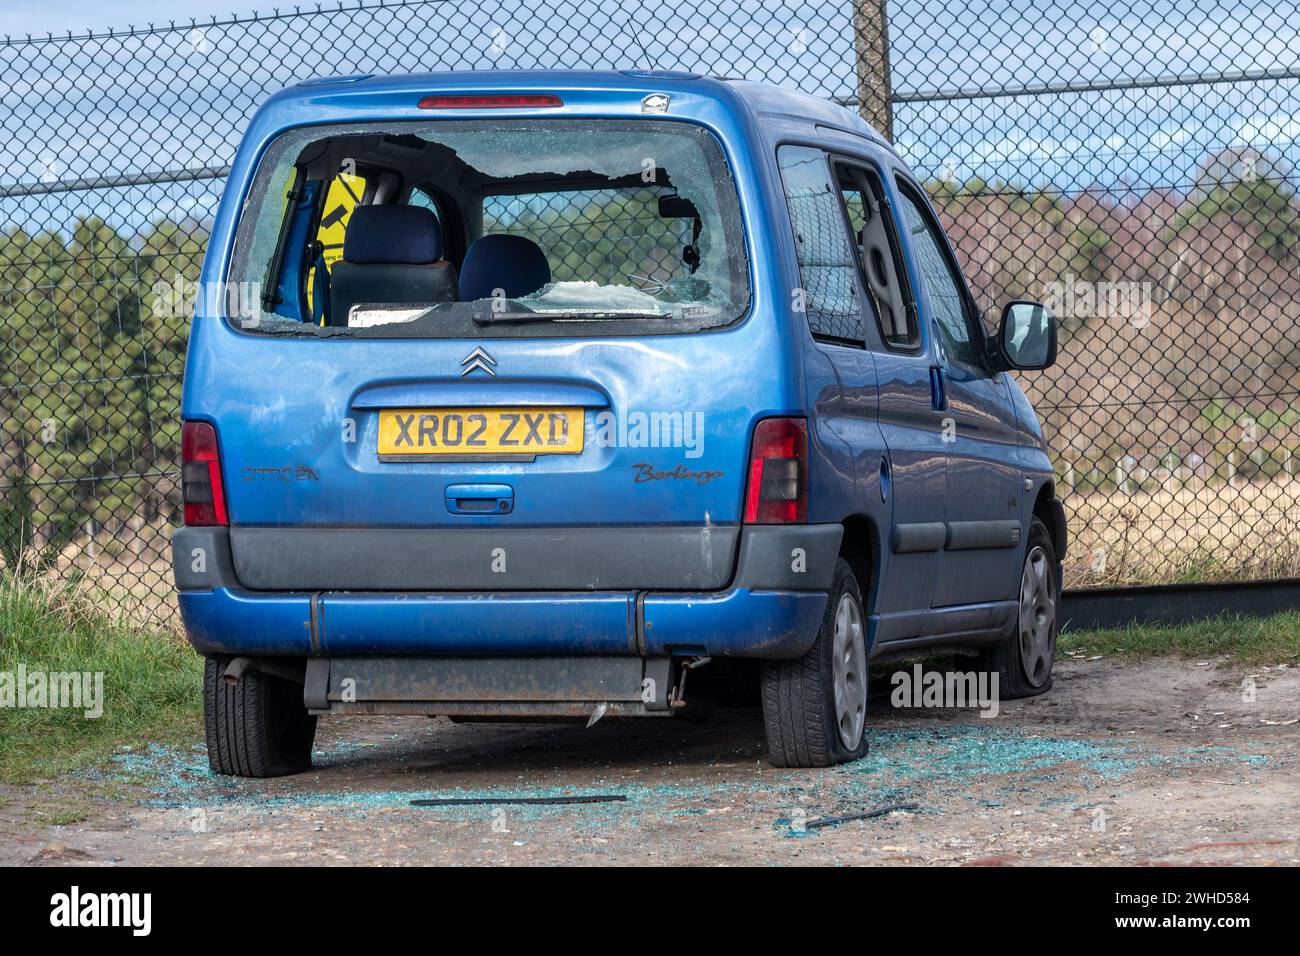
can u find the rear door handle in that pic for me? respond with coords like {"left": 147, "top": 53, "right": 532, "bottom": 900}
{"left": 929, "top": 366, "right": 947, "bottom": 411}
{"left": 445, "top": 483, "right": 514, "bottom": 515}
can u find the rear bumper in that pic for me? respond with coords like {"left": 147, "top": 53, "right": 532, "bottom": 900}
{"left": 173, "top": 524, "right": 839, "bottom": 659}
{"left": 178, "top": 586, "right": 827, "bottom": 659}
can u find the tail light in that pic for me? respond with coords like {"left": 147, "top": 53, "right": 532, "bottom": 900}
{"left": 182, "top": 421, "right": 228, "bottom": 526}
{"left": 743, "top": 418, "right": 808, "bottom": 524}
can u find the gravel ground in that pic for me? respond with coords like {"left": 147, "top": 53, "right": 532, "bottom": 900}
{"left": 3, "top": 657, "right": 1297, "bottom": 866}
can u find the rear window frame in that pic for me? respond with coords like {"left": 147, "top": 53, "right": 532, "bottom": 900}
{"left": 224, "top": 116, "right": 754, "bottom": 340}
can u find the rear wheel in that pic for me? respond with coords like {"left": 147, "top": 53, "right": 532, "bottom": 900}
{"left": 977, "top": 516, "right": 1059, "bottom": 698}
{"left": 761, "top": 559, "right": 869, "bottom": 767}
{"left": 204, "top": 656, "right": 317, "bottom": 777}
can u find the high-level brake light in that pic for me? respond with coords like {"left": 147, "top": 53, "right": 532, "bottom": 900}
{"left": 417, "top": 94, "right": 564, "bottom": 109}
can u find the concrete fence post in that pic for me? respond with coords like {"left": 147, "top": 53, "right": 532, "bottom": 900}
{"left": 853, "top": 0, "right": 894, "bottom": 141}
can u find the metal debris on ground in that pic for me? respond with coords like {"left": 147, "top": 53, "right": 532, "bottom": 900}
{"left": 411, "top": 795, "right": 627, "bottom": 807}
{"left": 805, "top": 803, "right": 921, "bottom": 830}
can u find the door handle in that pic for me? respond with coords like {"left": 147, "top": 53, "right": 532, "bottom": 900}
{"left": 445, "top": 483, "right": 514, "bottom": 515}
{"left": 929, "top": 366, "right": 947, "bottom": 411}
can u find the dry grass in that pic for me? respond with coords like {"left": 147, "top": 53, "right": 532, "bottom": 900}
{"left": 49, "top": 520, "right": 179, "bottom": 629}
{"left": 1063, "top": 475, "right": 1300, "bottom": 587}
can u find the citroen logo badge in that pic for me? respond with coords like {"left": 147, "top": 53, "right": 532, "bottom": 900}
{"left": 460, "top": 346, "right": 497, "bottom": 377}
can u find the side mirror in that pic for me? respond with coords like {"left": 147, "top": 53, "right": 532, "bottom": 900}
{"left": 996, "top": 300, "right": 1057, "bottom": 370}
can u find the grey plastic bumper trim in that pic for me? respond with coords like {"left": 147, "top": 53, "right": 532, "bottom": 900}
{"left": 171, "top": 526, "right": 239, "bottom": 590}
{"left": 176, "top": 522, "right": 845, "bottom": 594}
{"left": 229, "top": 526, "right": 740, "bottom": 591}
{"left": 731, "top": 524, "right": 842, "bottom": 590}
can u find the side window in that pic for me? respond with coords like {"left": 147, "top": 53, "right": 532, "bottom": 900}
{"left": 840, "top": 186, "right": 868, "bottom": 237}
{"left": 776, "top": 145, "right": 869, "bottom": 343}
{"left": 406, "top": 187, "right": 442, "bottom": 221}
{"left": 894, "top": 182, "right": 982, "bottom": 367}
{"left": 837, "top": 164, "right": 919, "bottom": 349}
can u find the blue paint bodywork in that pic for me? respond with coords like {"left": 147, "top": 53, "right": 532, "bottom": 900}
{"left": 180, "top": 586, "right": 827, "bottom": 659}
{"left": 177, "top": 70, "right": 1058, "bottom": 663}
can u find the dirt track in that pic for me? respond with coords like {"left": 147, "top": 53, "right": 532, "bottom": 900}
{"left": 3, "top": 657, "right": 1297, "bottom": 866}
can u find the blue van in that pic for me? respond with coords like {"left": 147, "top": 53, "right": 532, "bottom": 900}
{"left": 174, "top": 70, "right": 1066, "bottom": 776}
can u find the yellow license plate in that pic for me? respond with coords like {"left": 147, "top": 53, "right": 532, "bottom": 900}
{"left": 377, "top": 407, "right": 584, "bottom": 458}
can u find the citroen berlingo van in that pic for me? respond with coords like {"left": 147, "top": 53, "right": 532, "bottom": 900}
{"left": 174, "top": 70, "right": 1066, "bottom": 776}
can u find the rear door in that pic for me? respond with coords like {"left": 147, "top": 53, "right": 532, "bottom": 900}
{"left": 892, "top": 176, "right": 1023, "bottom": 607}
{"left": 204, "top": 115, "right": 773, "bottom": 593}
{"left": 838, "top": 160, "right": 949, "bottom": 625}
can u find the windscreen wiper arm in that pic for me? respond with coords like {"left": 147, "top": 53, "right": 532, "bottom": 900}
{"left": 471, "top": 310, "right": 672, "bottom": 324}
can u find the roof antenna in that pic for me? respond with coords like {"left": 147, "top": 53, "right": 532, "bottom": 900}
{"left": 619, "top": 5, "right": 654, "bottom": 71}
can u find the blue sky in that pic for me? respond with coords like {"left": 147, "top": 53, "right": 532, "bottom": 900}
{"left": 0, "top": 1, "right": 263, "bottom": 38}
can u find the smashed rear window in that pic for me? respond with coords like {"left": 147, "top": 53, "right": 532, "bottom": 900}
{"left": 228, "top": 118, "right": 750, "bottom": 338}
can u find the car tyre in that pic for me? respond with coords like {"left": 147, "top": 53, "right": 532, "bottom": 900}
{"left": 761, "top": 558, "right": 870, "bottom": 767}
{"left": 204, "top": 656, "right": 316, "bottom": 777}
{"left": 977, "top": 516, "right": 1060, "bottom": 699}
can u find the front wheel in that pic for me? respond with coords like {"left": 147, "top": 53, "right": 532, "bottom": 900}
{"left": 977, "top": 516, "right": 1060, "bottom": 699}
{"left": 761, "top": 559, "right": 870, "bottom": 767}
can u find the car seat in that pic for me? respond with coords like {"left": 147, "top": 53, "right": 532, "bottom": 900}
{"left": 329, "top": 204, "right": 458, "bottom": 325}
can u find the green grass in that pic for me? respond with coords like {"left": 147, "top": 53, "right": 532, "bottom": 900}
{"left": 28, "top": 793, "right": 95, "bottom": 826}
{"left": 1061, "top": 612, "right": 1300, "bottom": 667}
{"left": 0, "top": 570, "right": 202, "bottom": 784}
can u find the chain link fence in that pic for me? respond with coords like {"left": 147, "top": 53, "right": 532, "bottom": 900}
{"left": 896, "top": 2, "right": 1300, "bottom": 590}
{"left": 1, "top": 0, "right": 1297, "bottom": 624}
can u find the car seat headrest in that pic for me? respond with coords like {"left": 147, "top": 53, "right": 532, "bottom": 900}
{"left": 343, "top": 204, "right": 444, "bottom": 264}
{"left": 459, "top": 234, "right": 552, "bottom": 301}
